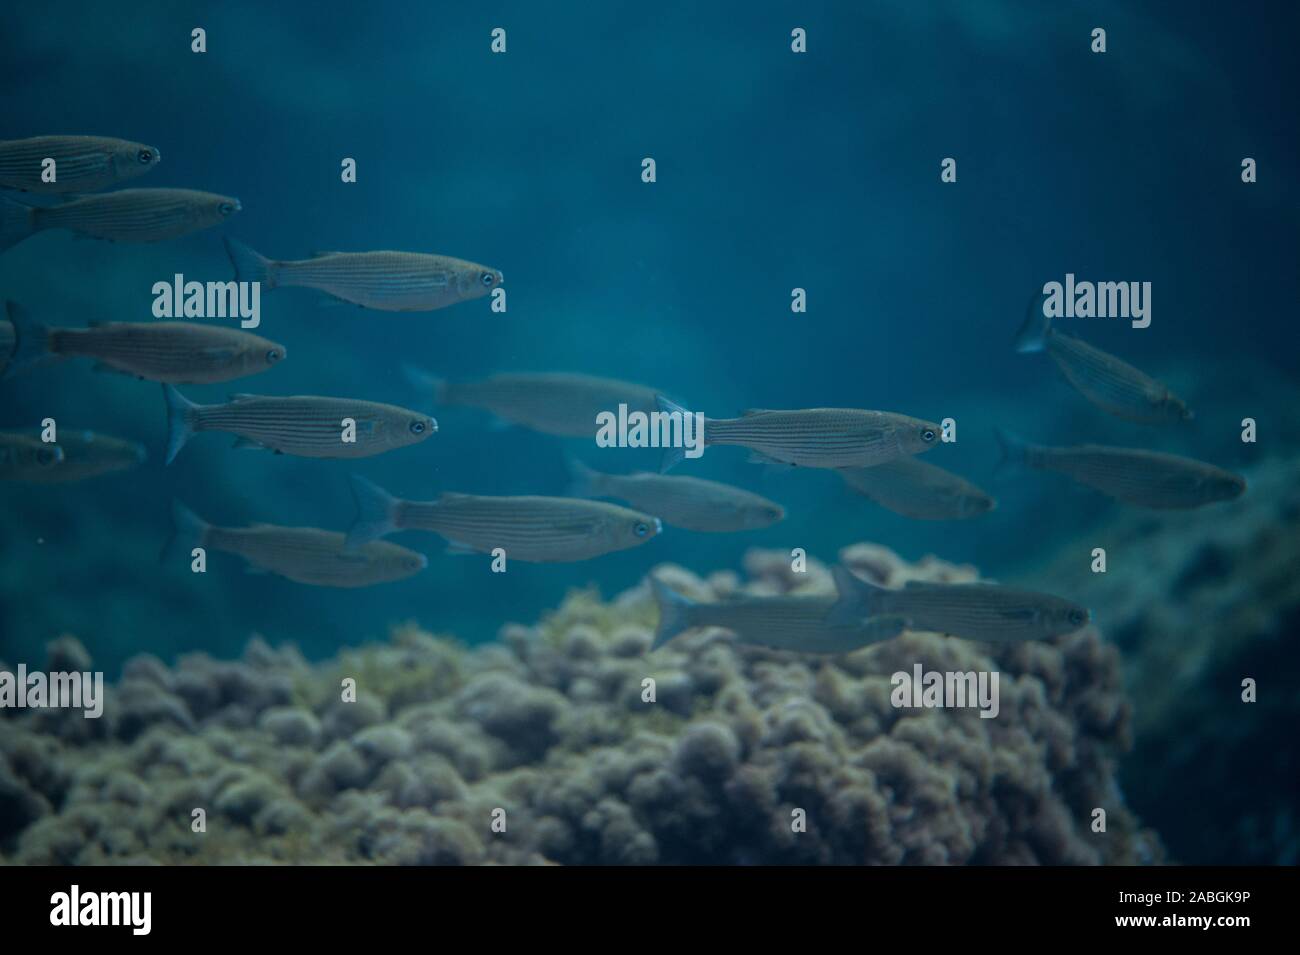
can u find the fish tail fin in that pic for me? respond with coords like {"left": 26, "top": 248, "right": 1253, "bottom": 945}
{"left": 1013, "top": 292, "right": 1052, "bottom": 353}
{"left": 827, "top": 565, "right": 888, "bottom": 628}
{"left": 224, "top": 237, "right": 276, "bottom": 288}
{"left": 0, "top": 195, "right": 37, "bottom": 252}
{"left": 161, "top": 500, "right": 210, "bottom": 564}
{"left": 163, "top": 384, "right": 201, "bottom": 465}
{"left": 401, "top": 363, "right": 448, "bottom": 404}
{"left": 649, "top": 575, "right": 695, "bottom": 650}
{"left": 655, "top": 394, "right": 692, "bottom": 473}
{"left": 994, "top": 428, "right": 1033, "bottom": 472}
{"left": 2, "top": 300, "right": 51, "bottom": 378}
{"left": 346, "top": 474, "right": 399, "bottom": 549}
{"left": 566, "top": 458, "right": 605, "bottom": 498}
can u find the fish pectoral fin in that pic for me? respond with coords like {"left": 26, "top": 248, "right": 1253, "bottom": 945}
{"left": 747, "top": 450, "right": 794, "bottom": 468}
{"left": 232, "top": 436, "right": 271, "bottom": 451}
{"left": 444, "top": 540, "right": 478, "bottom": 556}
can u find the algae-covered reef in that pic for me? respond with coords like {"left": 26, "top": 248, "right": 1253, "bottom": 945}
{"left": 0, "top": 545, "right": 1159, "bottom": 865}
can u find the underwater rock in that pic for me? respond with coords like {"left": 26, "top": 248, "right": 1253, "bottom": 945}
{"left": 0, "top": 542, "right": 1160, "bottom": 865}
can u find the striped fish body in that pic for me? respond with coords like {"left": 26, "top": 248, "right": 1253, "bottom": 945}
{"left": 271, "top": 251, "right": 500, "bottom": 311}
{"left": 0, "top": 432, "right": 63, "bottom": 480}
{"left": 706, "top": 408, "right": 940, "bottom": 469}
{"left": 681, "top": 596, "right": 904, "bottom": 653}
{"left": 0, "top": 319, "right": 12, "bottom": 375}
{"left": 207, "top": 525, "right": 426, "bottom": 588}
{"left": 53, "top": 322, "right": 284, "bottom": 384}
{"left": 397, "top": 494, "right": 660, "bottom": 562}
{"left": 446, "top": 373, "right": 660, "bottom": 437}
{"left": 193, "top": 395, "right": 434, "bottom": 458}
{"left": 38, "top": 431, "right": 144, "bottom": 482}
{"left": 877, "top": 583, "right": 1087, "bottom": 642}
{"left": 1028, "top": 443, "right": 1246, "bottom": 509}
{"left": 582, "top": 469, "right": 784, "bottom": 532}
{"left": 840, "top": 457, "right": 995, "bottom": 520}
{"left": 37, "top": 188, "right": 238, "bottom": 242}
{"left": 0, "top": 135, "right": 160, "bottom": 193}
{"left": 1047, "top": 332, "right": 1190, "bottom": 424}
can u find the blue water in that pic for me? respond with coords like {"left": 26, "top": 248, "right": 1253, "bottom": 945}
{"left": 2, "top": 0, "right": 1296, "bottom": 676}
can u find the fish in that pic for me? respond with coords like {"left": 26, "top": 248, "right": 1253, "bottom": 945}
{"left": 656, "top": 396, "right": 941, "bottom": 472}
{"left": 827, "top": 566, "right": 1090, "bottom": 642}
{"left": 162, "top": 386, "right": 435, "bottom": 464}
{"left": 22, "top": 429, "right": 146, "bottom": 482}
{"left": 839, "top": 456, "right": 996, "bottom": 520}
{"left": 1015, "top": 293, "right": 1192, "bottom": 424}
{"left": 405, "top": 366, "right": 661, "bottom": 437}
{"left": 649, "top": 577, "right": 908, "bottom": 653}
{"left": 346, "top": 475, "right": 662, "bottom": 561}
{"left": 0, "top": 432, "right": 65, "bottom": 480}
{"left": 164, "top": 501, "right": 426, "bottom": 588}
{"left": 0, "top": 188, "right": 240, "bottom": 252}
{"left": 224, "top": 239, "right": 502, "bottom": 312}
{"left": 2, "top": 301, "right": 286, "bottom": 383}
{"left": 570, "top": 460, "right": 784, "bottom": 532}
{"left": 996, "top": 430, "right": 1246, "bottom": 509}
{"left": 0, "top": 135, "right": 161, "bottom": 194}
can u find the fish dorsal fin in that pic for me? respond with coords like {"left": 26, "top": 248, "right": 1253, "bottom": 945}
{"left": 741, "top": 409, "right": 772, "bottom": 417}
{"left": 309, "top": 250, "right": 342, "bottom": 258}
{"left": 86, "top": 320, "right": 120, "bottom": 328}
{"left": 227, "top": 393, "right": 257, "bottom": 402}
{"left": 438, "top": 491, "right": 471, "bottom": 502}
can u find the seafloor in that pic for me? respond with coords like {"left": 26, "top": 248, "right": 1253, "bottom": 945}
{"left": 1, "top": 543, "right": 1164, "bottom": 865}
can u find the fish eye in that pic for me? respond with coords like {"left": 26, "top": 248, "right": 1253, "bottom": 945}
{"left": 1068, "top": 609, "right": 1086, "bottom": 627}
{"left": 138, "top": 149, "right": 153, "bottom": 164}
{"left": 266, "top": 349, "right": 282, "bottom": 363}
{"left": 480, "top": 271, "right": 496, "bottom": 286}
{"left": 921, "top": 428, "right": 936, "bottom": 442}
{"left": 218, "top": 203, "right": 235, "bottom": 216}
{"left": 634, "top": 521, "right": 649, "bottom": 537}
{"left": 409, "top": 420, "right": 426, "bottom": 435}
{"left": 37, "top": 448, "right": 57, "bottom": 466}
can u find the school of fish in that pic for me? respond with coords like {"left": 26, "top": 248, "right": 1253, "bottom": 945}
{"left": 0, "top": 131, "right": 1248, "bottom": 655}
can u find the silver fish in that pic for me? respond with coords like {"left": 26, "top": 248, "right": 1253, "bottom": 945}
{"left": 30, "top": 430, "right": 145, "bottom": 483}
{"left": 0, "top": 432, "right": 64, "bottom": 480}
{"left": 657, "top": 396, "right": 940, "bottom": 472}
{"left": 407, "top": 366, "right": 661, "bottom": 437}
{"left": 829, "top": 566, "right": 1089, "bottom": 642}
{"left": 165, "top": 501, "right": 426, "bottom": 588}
{"left": 650, "top": 577, "right": 907, "bottom": 653}
{"left": 0, "top": 135, "right": 161, "bottom": 194}
{"left": 571, "top": 460, "right": 783, "bottom": 532}
{"left": 1015, "top": 293, "right": 1192, "bottom": 424}
{"left": 346, "top": 476, "right": 661, "bottom": 562}
{"left": 225, "top": 239, "right": 501, "bottom": 312}
{"left": 3, "top": 301, "right": 285, "bottom": 384}
{"left": 0, "top": 188, "right": 240, "bottom": 252}
{"left": 840, "top": 457, "right": 995, "bottom": 520}
{"left": 163, "top": 386, "right": 435, "bottom": 464}
{"left": 997, "top": 430, "right": 1246, "bottom": 509}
